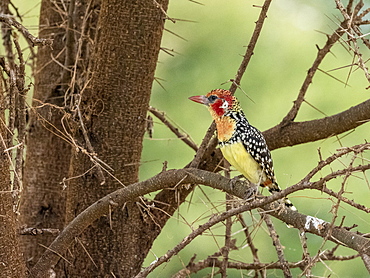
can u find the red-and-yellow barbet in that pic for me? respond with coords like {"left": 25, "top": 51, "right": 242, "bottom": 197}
{"left": 189, "top": 89, "right": 296, "bottom": 210}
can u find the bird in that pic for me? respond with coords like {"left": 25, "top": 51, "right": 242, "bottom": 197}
{"left": 189, "top": 89, "right": 296, "bottom": 211}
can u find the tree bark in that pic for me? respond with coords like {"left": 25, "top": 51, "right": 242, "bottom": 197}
{"left": 19, "top": 0, "right": 72, "bottom": 268}
{"left": 0, "top": 74, "right": 26, "bottom": 278}
{"left": 20, "top": 0, "right": 99, "bottom": 270}
{"left": 63, "top": 0, "right": 169, "bottom": 277}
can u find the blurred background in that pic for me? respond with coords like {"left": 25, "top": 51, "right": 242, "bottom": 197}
{"left": 8, "top": 0, "right": 370, "bottom": 277}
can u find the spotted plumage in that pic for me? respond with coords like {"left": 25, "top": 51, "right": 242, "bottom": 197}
{"left": 189, "top": 89, "right": 296, "bottom": 210}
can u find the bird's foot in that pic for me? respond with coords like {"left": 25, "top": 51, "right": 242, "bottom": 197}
{"left": 244, "top": 184, "right": 259, "bottom": 201}
{"left": 231, "top": 174, "right": 244, "bottom": 181}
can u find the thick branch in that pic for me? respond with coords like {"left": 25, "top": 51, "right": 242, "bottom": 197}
{"left": 31, "top": 168, "right": 370, "bottom": 278}
{"left": 264, "top": 98, "right": 370, "bottom": 151}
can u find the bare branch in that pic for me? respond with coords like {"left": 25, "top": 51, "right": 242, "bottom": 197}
{"left": 237, "top": 214, "right": 265, "bottom": 277}
{"left": 172, "top": 254, "right": 360, "bottom": 277}
{"left": 221, "top": 164, "right": 232, "bottom": 278}
{"left": 19, "top": 227, "right": 60, "bottom": 236}
{"left": 0, "top": 14, "right": 53, "bottom": 47}
{"left": 298, "top": 230, "right": 313, "bottom": 276}
{"left": 264, "top": 99, "right": 370, "bottom": 151}
{"left": 361, "top": 253, "right": 370, "bottom": 273}
{"left": 263, "top": 214, "right": 292, "bottom": 277}
{"left": 229, "top": 0, "right": 273, "bottom": 93}
{"left": 281, "top": 0, "right": 369, "bottom": 125}
{"left": 29, "top": 163, "right": 370, "bottom": 278}
{"left": 281, "top": 23, "right": 347, "bottom": 124}
{"left": 149, "top": 106, "right": 198, "bottom": 151}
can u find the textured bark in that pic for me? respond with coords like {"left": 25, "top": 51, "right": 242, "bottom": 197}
{"left": 20, "top": 0, "right": 100, "bottom": 270}
{"left": 0, "top": 75, "right": 26, "bottom": 278}
{"left": 19, "top": 0, "right": 71, "bottom": 268}
{"left": 63, "top": 0, "right": 169, "bottom": 277}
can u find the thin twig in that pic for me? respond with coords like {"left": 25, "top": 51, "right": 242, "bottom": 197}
{"left": 263, "top": 214, "right": 292, "bottom": 278}
{"left": 172, "top": 255, "right": 360, "bottom": 277}
{"left": 0, "top": 14, "right": 53, "bottom": 47}
{"left": 281, "top": 23, "right": 347, "bottom": 125}
{"left": 13, "top": 36, "right": 27, "bottom": 206}
{"left": 149, "top": 106, "right": 198, "bottom": 151}
{"left": 298, "top": 229, "right": 313, "bottom": 276}
{"left": 229, "top": 0, "right": 273, "bottom": 93}
{"left": 19, "top": 227, "right": 60, "bottom": 236}
{"left": 237, "top": 214, "right": 265, "bottom": 277}
{"left": 221, "top": 161, "right": 232, "bottom": 278}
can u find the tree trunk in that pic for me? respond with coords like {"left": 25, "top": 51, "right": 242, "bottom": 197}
{"left": 20, "top": 0, "right": 99, "bottom": 270}
{"left": 19, "top": 0, "right": 71, "bottom": 268}
{"left": 0, "top": 76, "right": 26, "bottom": 278}
{"left": 63, "top": 0, "right": 169, "bottom": 277}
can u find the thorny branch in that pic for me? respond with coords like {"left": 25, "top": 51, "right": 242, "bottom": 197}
{"left": 298, "top": 230, "right": 313, "bottom": 276}
{"left": 2, "top": 0, "right": 369, "bottom": 277}
{"left": 229, "top": 0, "right": 272, "bottom": 93}
{"left": 172, "top": 254, "right": 360, "bottom": 278}
{"left": 262, "top": 214, "right": 292, "bottom": 278}
{"left": 237, "top": 214, "right": 265, "bottom": 277}
{"left": 281, "top": 0, "right": 370, "bottom": 124}
{"left": 29, "top": 141, "right": 370, "bottom": 277}
{"left": 148, "top": 106, "right": 198, "bottom": 151}
{"left": 0, "top": 14, "right": 53, "bottom": 47}
{"left": 335, "top": 0, "right": 370, "bottom": 83}
{"left": 0, "top": 10, "right": 31, "bottom": 206}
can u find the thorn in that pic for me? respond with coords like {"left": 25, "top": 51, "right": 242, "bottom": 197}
{"left": 162, "top": 161, "right": 168, "bottom": 172}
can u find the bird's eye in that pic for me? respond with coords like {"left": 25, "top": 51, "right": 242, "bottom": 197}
{"left": 208, "top": 95, "right": 218, "bottom": 102}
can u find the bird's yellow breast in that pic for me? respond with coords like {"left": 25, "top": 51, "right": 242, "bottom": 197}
{"left": 220, "top": 141, "right": 265, "bottom": 184}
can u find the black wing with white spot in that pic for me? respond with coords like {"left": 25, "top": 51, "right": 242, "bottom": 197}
{"left": 241, "top": 125, "right": 276, "bottom": 182}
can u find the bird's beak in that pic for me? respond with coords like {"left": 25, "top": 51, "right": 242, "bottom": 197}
{"left": 188, "top": 95, "right": 209, "bottom": 105}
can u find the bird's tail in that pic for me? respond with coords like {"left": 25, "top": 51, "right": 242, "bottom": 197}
{"left": 263, "top": 181, "right": 297, "bottom": 211}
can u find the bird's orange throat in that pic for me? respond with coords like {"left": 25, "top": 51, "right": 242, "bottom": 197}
{"left": 210, "top": 113, "right": 236, "bottom": 142}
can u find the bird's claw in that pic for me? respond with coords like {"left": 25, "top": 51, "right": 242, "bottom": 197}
{"left": 244, "top": 184, "right": 258, "bottom": 200}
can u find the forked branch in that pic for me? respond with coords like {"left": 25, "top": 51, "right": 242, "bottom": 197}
{"left": 0, "top": 14, "right": 53, "bottom": 47}
{"left": 30, "top": 141, "right": 370, "bottom": 278}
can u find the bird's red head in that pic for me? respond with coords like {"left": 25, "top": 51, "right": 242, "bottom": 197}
{"left": 189, "top": 89, "right": 237, "bottom": 117}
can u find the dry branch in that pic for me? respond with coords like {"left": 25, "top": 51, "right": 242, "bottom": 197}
{"left": 264, "top": 99, "right": 370, "bottom": 150}
{"left": 0, "top": 14, "right": 53, "bottom": 47}
{"left": 19, "top": 227, "right": 60, "bottom": 236}
{"left": 263, "top": 214, "right": 292, "bottom": 278}
{"left": 172, "top": 253, "right": 360, "bottom": 277}
{"left": 229, "top": 0, "right": 272, "bottom": 93}
{"left": 149, "top": 106, "right": 198, "bottom": 151}
{"left": 30, "top": 158, "right": 370, "bottom": 278}
{"left": 281, "top": 0, "right": 368, "bottom": 124}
